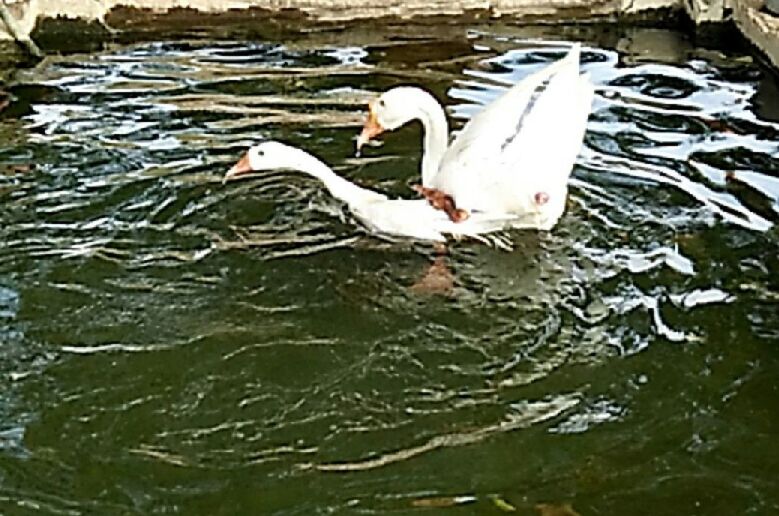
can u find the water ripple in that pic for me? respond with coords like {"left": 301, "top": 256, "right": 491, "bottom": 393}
{"left": 0, "top": 30, "right": 776, "bottom": 514}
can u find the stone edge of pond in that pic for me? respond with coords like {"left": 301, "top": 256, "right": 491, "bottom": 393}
{"left": 0, "top": 0, "right": 777, "bottom": 73}
{"left": 0, "top": 2, "right": 688, "bottom": 56}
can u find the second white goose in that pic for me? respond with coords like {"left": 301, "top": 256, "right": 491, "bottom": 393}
{"left": 357, "top": 43, "right": 594, "bottom": 230}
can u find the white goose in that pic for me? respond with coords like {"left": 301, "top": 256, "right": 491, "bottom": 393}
{"left": 224, "top": 141, "right": 518, "bottom": 243}
{"left": 357, "top": 43, "right": 594, "bottom": 230}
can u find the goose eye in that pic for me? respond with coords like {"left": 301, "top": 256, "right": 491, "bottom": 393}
{"left": 378, "top": 99, "right": 385, "bottom": 108}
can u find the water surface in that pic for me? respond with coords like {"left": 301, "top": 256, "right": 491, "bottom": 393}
{"left": 0, "top": 24, "right": 778, "bottom": 514}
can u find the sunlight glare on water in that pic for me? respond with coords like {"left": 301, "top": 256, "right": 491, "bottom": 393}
{"left": 0, "top": 25, "right": 777, "bottom": 514}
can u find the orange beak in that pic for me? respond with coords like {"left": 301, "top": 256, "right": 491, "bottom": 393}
{"left": 223, "top": 152, "right": 253, "bottom": 183}
{"left": 356, "top": 101, "right": 385, "bottom": 155}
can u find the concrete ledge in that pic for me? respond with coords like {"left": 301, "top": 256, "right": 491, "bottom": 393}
{"left": 733, "top": 0, "right": 779, "bottom": 69}
{"left": 0, "top": 0, "right": 683, "bottom": 41}
{"left": 0, "top": 0, "right": 778, "bottom": 72}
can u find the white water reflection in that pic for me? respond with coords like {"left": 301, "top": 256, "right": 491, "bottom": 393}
{"left": 0, "top": 31, "right": 777, "bottom": 515}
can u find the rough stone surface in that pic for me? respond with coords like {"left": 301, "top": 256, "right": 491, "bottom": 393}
{"left": 733, "top": 0, "right": 779, "bottom": 69}
{"left": 0, "top": 0, "right": 779, "bottom": 70}
{"left": 685, "top": 0, "right": 726, "bottom": 23}
{"left": 0, "top": 0, "right": 680, "bottom": 40}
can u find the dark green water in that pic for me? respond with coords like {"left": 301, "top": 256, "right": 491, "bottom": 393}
{"left": 0, "top": 24, "right": 778, "bottom": 514}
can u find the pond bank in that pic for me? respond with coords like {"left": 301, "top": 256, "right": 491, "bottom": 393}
{"left": 0, "top": 0, "right": 778, "bottom": 71}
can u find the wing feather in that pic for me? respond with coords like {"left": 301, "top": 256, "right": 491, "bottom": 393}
{"left": 431, "top": 44, "right": 592, "bottom": 219}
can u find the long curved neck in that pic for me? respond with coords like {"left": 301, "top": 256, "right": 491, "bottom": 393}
{"left": 408, "top": 90, "right": 449, "bottom": 187}
{"left": 287, "top": 148, "right": 374, "bottom": 205}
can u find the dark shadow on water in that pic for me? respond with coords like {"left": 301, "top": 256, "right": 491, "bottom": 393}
{"left": 0, "top": 23, "right": 777, "bottom": 515}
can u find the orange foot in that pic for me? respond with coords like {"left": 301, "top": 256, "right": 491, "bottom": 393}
{"left": 413, "top": 185, "right": 469, "bottom": 222}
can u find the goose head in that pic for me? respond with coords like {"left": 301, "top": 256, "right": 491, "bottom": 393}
{"left": 224, "top": 141, "right": 295, "bottom": 181}
{"left": 357, "top": 87, "right": 435, "bottom": 152}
